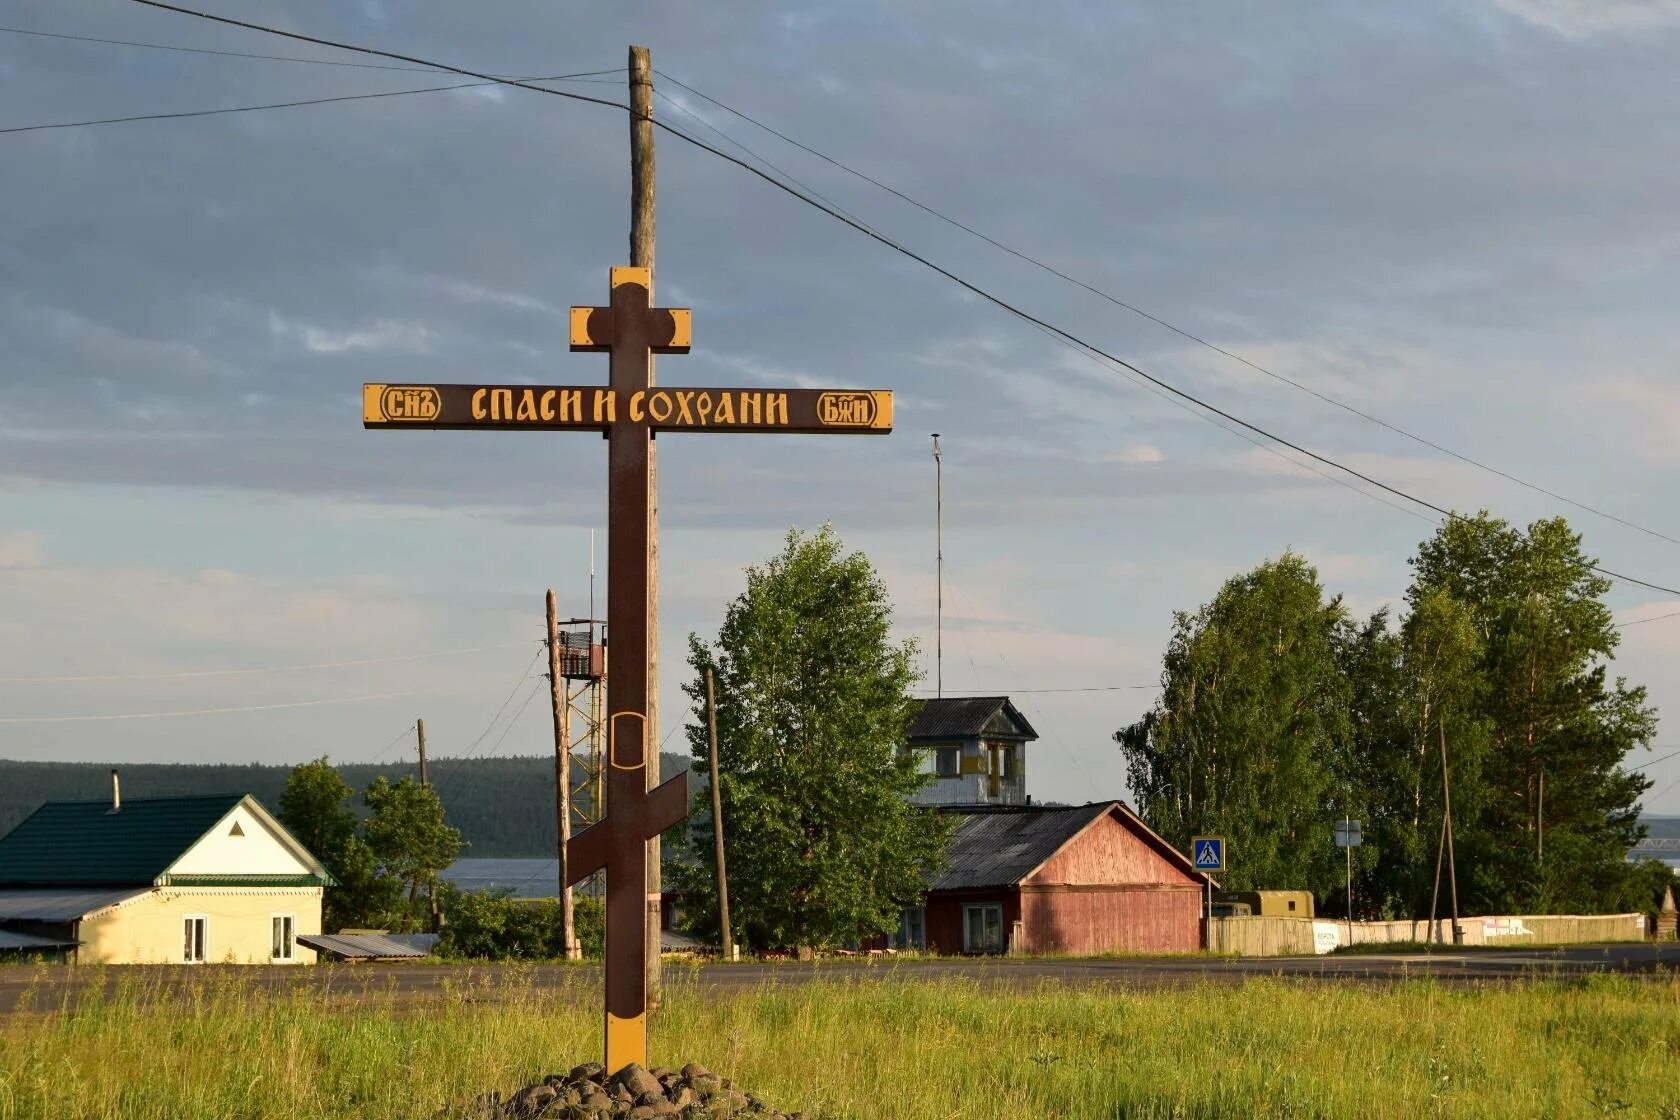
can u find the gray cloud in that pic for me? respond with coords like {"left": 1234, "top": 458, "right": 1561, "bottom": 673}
{"left": 4, "top": 0, "right": 1679, "bottom": 807}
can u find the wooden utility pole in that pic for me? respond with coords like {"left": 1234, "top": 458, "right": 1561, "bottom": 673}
{"left": 416, "top": 718, "right": 428, "bottom": 786}
{"left": 1439, "top": 720, "right": 1462, "bottom": 944}
{"left": 417, "top": 718, "right": 440, "bottom": 932}
{"left": 547, "top": 589, "right": 578, "bottom": 960}
{"left": 628, "top": 42, "right": 664, "bottom": 1011}
{"left": 1428, "top": 812, "right": 1447, "bottom": 946}
{"left": 932, "top": 433, "right": 942, "bottom": 698}
{"left": 705, "top": 668, "right": 732, "bottom": 959}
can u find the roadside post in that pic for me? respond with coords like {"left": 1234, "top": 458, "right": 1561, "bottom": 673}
{"left": 1191, "top": 836, "right": 1225, "bottom": 947}
{"left": 1334, "top": 818, "right": 1362, "bottom": 948}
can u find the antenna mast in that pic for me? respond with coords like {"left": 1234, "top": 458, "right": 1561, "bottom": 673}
{"left": 932, "top": 433, "right": 942, "bottom": 699}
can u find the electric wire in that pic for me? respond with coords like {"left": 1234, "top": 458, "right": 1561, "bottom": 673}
{"left": 653, "top": 83, "right": 1426, "bottom": 527}
{"left": 1636, "top": 745, "right": 1680, "bottom": 771}
{"left": 366, "top": 721, "right": 419, "bottom": 765}
{"left": 0, "top": 24, "right": 623, "bottom": 80}
{"left": 429, "top": 646, "right": 547, "bottom": 802}
{"left": 0, "top": 70, "right": 615, "bottom": 135}
{"left": 1617, "top": 608, "right": 1680, "bottom": 629}
{"left": 105, "top": 1, "right": 1680, "bottom": 599}
{"left": 0, "top": 640, "right": 537, "bottom": 684}
{"left": 654, "top": 69, "right": 1680, "bottom": 550}
{"left": 0, "top": 688, "right": 432, "bottom": 724}
{"left": 431, "top": 677, "right": 543, "bottom": 808}
{"left": 32, "top": 9, "right": 1670, "bottom": 554}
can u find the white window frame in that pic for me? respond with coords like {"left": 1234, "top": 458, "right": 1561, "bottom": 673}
{"left": 963, "top": 903, "right": 1004, "bottom": 954}
{"left": 271, "top": 913, "right": 297, "bottom": 962}
{"left": 935, "top": 745, "right": 961, "bottom": 779}
{"left": 183, "top": 914, "right": 208, "bottom": 963}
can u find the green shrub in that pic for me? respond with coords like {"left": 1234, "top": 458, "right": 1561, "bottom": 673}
{"left": 436, "top": 885, "right": 603, "bottom": 960}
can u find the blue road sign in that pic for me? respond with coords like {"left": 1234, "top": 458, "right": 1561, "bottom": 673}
{"left": 1191, "top": 836, "right": 1225, "bottom": 873}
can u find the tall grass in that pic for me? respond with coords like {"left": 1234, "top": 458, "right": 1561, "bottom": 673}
{"left": 1, "top": 966, "right": 1676, "bottom": 1119}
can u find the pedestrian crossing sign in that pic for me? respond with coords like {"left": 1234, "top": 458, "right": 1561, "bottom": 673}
{"left": 1192, "top": 836, "right": 1225, "bottom": 873}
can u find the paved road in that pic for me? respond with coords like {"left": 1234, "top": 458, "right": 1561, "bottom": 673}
{"left": 2, "top": 944, "right": 1676, "bottom": 1015}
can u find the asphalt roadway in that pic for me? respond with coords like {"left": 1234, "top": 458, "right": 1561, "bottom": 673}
{"left": 2, "top": 943, "right": 1676, "bottom": 1016}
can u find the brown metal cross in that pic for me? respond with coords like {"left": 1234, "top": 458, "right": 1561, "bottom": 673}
{"left": 364, "top": 264, "right": 891, "bottom": 1074}
{"left": 563, "top": 266, "right": 690, "bottom": 1072}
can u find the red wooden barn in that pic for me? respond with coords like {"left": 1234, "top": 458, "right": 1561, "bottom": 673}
{"left": 896, "top": 801, "right": 1208, "bottom": 955}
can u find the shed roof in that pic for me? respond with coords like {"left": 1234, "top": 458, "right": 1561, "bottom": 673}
{"left": 0, "top": 887, "right": 150, "bottom": 921}
{"left": 907, "top": 697, "right": 1038, "bottom": 742}
{"left": 298, "top": 932, "right": 429, "bottom": 960}
{"left": 929, "top": 802, "right": 1209, "bottom": 892}
{"left": 0, "top": 928, "right": 79, "bottom": 952}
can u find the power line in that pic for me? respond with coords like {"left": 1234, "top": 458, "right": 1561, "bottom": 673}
{"left": 655, "top": 70, "right": 1680, "bottom": 551}
{"left": 429, "top": 646, "right": 547, "bottom": 802}
{"left": 0, "top": 688, "right": 431, "bottom": 724}
{"left": 0, "top": 640, "right": 537, "bottom": 684}
{"left": 122, "top": 0, "right": 628, "bottom": 110}
{"left": 366, "top": 721, "right": 419, "bottom": 765}
{"left": 1636, "top": 746, "right": 1680, "bottom": 771}
{"left": 0, "top": 23, "right": 624, "bottom": 82}
{"left": 650, "top": 85, "right": 1422, "bottom": 529}
{"left": 0, "top": 69, "right": 615, "bottom": 135}
{"left": 113, "top": 1, "right": 1680, "bottom": 599}
{"left": 1617, "top": 608, "right": 1680, "bottom": 629}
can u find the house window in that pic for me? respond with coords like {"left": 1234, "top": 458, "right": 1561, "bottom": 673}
{"left": 1000, "top": 745, "right": 1018, "bottom": 781}
{"left": 183, "top": 916, "right": 207, "bottom": 963}
{"left": 963, "top": 903, "right": 1003, "bottom": 954}
{"left": 271, "top": 915, "right": 296, "bottom": 961}
{"left": 935, "top": 746, "right": 961, "bottom": 778}
{"left": 894, "top": 907, "right": 926, "bottom": 950}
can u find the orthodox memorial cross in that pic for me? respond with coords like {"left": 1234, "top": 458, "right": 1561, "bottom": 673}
{"left": 364, "top": 266, "right": 892, "bottom": 1072}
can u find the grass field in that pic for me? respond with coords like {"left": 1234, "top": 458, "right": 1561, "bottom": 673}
{"left": 1, "top": 967, "right": 1676, "bottom": 1119}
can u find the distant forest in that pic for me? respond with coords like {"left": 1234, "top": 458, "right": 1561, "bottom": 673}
{"left": 0, "top": 754, "right": 693, "bottom": 859}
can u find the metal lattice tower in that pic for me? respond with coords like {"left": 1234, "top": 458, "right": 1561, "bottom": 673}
{"left": 557, "top": 620, "right": 606, "bottom": 832}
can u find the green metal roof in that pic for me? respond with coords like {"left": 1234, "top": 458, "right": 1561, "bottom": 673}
{"left": 0, "top": 794, "right": 249, "bottom": 886}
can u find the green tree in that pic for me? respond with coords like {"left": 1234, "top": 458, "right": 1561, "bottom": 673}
{"left": 1115, "top": 553, "right": 1350, "bottom": 899}
{"left": 362, "top": 776, "right": 464, "bottom": 932}
{"left": 1407, "top": 514, "right": 1657, "bottom": 912}
{"left": 277, "top": 757, "right": 398, "bottom": 931}
{"left": 436, "top": 885, "right": 604, "bottom": 960}
{"left": 676, "top": 525, "right": 950, "bottom": 952}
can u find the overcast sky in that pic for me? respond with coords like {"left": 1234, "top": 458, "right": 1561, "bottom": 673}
{"left": 3, "top": 0, "right": 1679, "bottom": 816}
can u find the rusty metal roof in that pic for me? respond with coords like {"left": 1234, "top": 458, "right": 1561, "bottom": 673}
{"left": 907, "top": 697, "right": 1038, "bottom": 742}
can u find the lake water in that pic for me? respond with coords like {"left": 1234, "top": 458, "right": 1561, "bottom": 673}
{"left": 440, "top": 858, "right": 562, "bottom": 899}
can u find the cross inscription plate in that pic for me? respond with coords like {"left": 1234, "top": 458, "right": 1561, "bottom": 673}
{"left": 365, "top": 265, "right": 892, "bottom": 1072}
